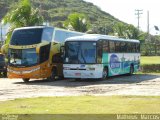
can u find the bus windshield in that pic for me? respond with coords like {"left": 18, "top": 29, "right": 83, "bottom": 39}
{"left": 9, "top": 48, "right": 38, "bottom": 67}
{"left": 0, "top": 54, "right": 5, "bottom": 61}
{"left": 65, "top": 41, "right": 97, "bottom": 64}
{"left": 10, "top": 28, "right": 43, "bottom": 45}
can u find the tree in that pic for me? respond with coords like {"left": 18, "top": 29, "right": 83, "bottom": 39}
{"left": 64, "top": 13, "right": 90, "bottom": 32}
{"left": 113, "top": 23, "right": 127, "bottom": 38}
{"left": 1, "top": 0, "right": 43, "bottom": 44}
{"left": 126, "top": 25, "right": 139, "bottom": 39}
{"left": 113, "top": 23, "right": 141, "bottom": 39}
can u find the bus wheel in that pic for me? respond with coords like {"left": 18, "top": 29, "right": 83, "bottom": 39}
{"left": 22, "top": 78, "right": 30, "bottom": 82}
{"left": 3, "top": 71, "right": 7, "bottom": 77}
{"left": 102, "top": 68, "right": 108, "bottom": 79}
{"left": 129, "top": 65, "right": 134, "bottom": 75}
{"left": 48, "top": 68, "right": 57, "bottom": 81}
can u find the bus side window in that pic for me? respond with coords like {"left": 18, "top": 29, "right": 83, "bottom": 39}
{"left": 130, "top": 42, "right": 134, "bottom": 53}
{"left": 103, "top": 40, "right": 109, "bottom": 52}
{"left": 97, "top": 40, "right": 102, "bottom": 63}
{"left": 126, "top": 42, "right": 130, "bottom": 53}
{"left": 40, "top": 44, "right": 50, "bottom": 63}
{"left": 42, "top": 28, "right": 53, "bottom": 42}
{"left": 136, "top": 43, "right": 140, "bottom": 53}
{"left": 54, "top": 31, "right": 71, "bottom": 43}
{"left": 115, "top": 41, "right": 121, "bottom": 53}
{"left": 109, "top": 41, "right": 115, "bottom": 53}
{"left": 133, "top": 43, "right": 136, "bottom": 53}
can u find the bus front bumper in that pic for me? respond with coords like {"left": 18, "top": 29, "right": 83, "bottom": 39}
{"left": 63, "top": 70, "right": 103, "bottom": 79}
{"left": 7, "top": 66, "right": 50, "bottom": 79}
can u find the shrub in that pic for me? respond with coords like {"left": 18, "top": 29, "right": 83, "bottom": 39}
{"left": 141, "top": 64, "right": 160, "bottom": 73}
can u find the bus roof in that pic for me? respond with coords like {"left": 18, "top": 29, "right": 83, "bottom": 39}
{"left": 14, "top": 26, "right": 52, "bottom": 30}
{"left": 65, "top": 34, "right": 140, "bottom": 43}
{"left": 14, "top": 26, "right": 85, "bottom": 35}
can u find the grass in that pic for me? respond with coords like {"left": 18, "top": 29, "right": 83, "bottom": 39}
{"left": 141, "top": 56, "right": 160, "bottom": 65}
{"left": 137, "top": 72, "right": 160, "bottom": 75}
{"left": 0, "top": 96, "right": 160, "bottom": 114}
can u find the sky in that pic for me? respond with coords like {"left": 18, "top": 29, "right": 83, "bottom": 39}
{"left": 84, "top": 0, "right": 160, "bottom": 35}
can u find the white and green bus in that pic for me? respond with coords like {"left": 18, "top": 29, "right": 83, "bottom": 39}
{"left": 63, "top": 34, "right": 140, "bottom": 79}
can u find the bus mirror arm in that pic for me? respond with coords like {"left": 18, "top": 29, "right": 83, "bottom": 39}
{"left": 60, "top": 46, "right": 64, "bottom": 55}
{"left": 36, "top": 45, "right": 40, "bottom": 54}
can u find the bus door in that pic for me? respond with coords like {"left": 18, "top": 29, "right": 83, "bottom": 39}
{"left": 39, "top": 44, "right": 51, "bottom": 77}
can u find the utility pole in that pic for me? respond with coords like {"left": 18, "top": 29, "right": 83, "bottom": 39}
{"left": 146, "top": 11, "right": 150, "bottom": 42}
{"left": 135, "top": 9, "right": 143, "bottom": 31}
{"left": 147, "top": 11, "right": 150, "bottom": 34}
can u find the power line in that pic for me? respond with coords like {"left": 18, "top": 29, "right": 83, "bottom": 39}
{"left": 135, "top": 9, "right": 143, "bottom": 31}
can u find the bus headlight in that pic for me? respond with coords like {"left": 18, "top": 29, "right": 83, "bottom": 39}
{"left": 63, "top": 67, "right": 70, "bottom": 70}
{"left": 87, "top": 68, "right": 95, "bottom": 70}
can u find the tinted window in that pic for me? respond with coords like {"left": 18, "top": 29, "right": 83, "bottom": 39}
{"left": 136, "top": 43, "right": 140, "bottom": 53}
{"left": 54, "top": 30, "right": 83, "bottom": 42}
{"left": 55, "top": 30, "right": 70, "bottom": 43}
{"left": 102, "top": 40, "right": 109, "bottom": 52}
{"left": 97, "top": 40, "right": 102, "bottom": 63}
{"left": 119, "top": 42, "right": 124, "bottom": 53}
{"left": 65, "top": 41, "right": 97, "bottom": 64}
{"left": 11, "top": 28, "right": 43, "bottom": 45}
{"left": 127, "top": 42, "right": 137, "bottom": 53}
{"left": 0, "top": 55, "right": 5, "bottom": 61}
{"left": 41, "top": 28, "right": 54, "bottom": 42}
{"left": 126, "top": 42, "right": 132, "bottom": 53}
{"left": 109, "top": 41, "right": 115, "bottom": 52}
{"left": 132, "top": 43, "right": 136, "bottom": 53}
{"left": 8, "top": 48, "right": 38, "bottom": 67}
{"left": 115, "top": 41, "right": 121, "bottom": 52}
{"left": 40, "top": 44, "right": 50, "bottom": 63}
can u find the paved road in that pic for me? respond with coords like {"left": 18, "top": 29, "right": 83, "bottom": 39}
{"left": 0, "top": 74, "right": 160, "bottom": 101}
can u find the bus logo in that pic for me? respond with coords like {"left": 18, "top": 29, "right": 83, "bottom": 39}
{"left": 110, "top": 54, "right": 121, "bottom": 75}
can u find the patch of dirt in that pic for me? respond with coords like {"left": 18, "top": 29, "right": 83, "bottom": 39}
{"left": 0, "top": 74, "right": 159, "bottom": 101}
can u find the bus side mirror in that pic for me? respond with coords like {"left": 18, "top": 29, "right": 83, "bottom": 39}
{"left": 1, "top": 44, "right": 9, "bottom": 55}
{"left": 60, "top": 46, "right": 64, "bottom": 57}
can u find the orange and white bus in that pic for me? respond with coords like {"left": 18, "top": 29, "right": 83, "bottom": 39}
{"left": 3, "top": 26, "right": 83, "bottom": 82}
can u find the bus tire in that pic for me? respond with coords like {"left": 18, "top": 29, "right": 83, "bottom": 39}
{"left": 3, "top": 71, "right": 7, "bottom": 77}
{"left": 22, "top": 78, "right": 30, "bottom": 82}
{"left": 102, "top": 67, "right": 108, "bottom": 80}
{"left": 48, "top": 68, "right": 57, "bottom": 81}
{"left": 129, "top": 65, "right": 134, "bottom": 75}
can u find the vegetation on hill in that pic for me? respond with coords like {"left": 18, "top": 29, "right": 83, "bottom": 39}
{"left": 0, "top": 0, "right": 130, "bottom": 35}
{"left": 1, "top": 0, "right": 160, "bottom": 56}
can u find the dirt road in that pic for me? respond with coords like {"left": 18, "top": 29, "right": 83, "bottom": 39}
{"left": 0, "top": 74, "right": 160, "bottom": 101}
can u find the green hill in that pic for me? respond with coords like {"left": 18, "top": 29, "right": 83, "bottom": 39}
{"left": 0, "top": 0, "right": 126, "bottom": 34}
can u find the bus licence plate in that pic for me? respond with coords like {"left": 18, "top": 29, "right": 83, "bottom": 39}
{"left": 75, "top": 73, "right": 81, "bottom": 76}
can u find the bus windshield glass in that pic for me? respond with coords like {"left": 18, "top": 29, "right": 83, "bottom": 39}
{"left": 10, "top": 28, "right": 43, "bottom": 45}
{"left": 65, "top": 41, "right": 96, "bottom": 64}
{"left": 8, "top": 48, "right": 38, "bottom": 67}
